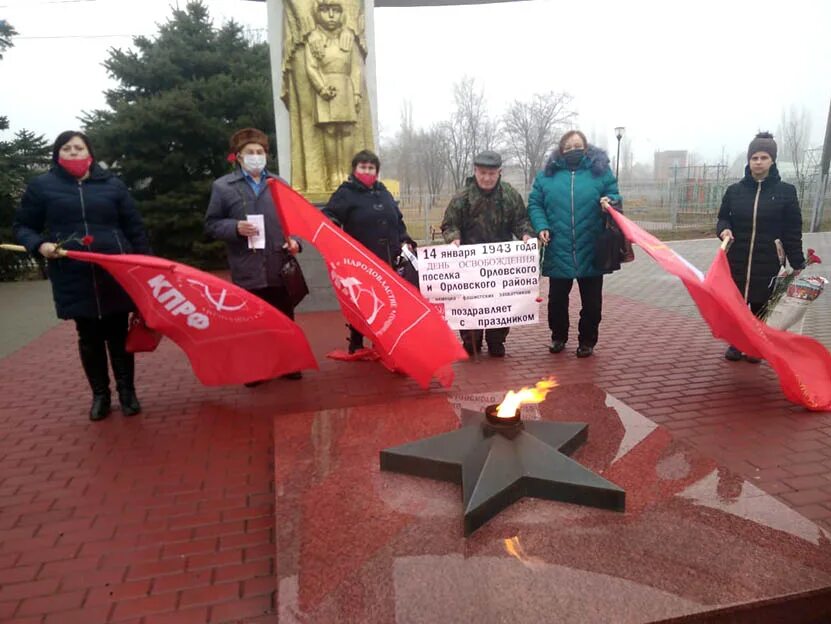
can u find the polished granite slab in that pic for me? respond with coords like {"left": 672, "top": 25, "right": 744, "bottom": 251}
{"left": 274, "top": 384, "right": 831, "bottom": 623}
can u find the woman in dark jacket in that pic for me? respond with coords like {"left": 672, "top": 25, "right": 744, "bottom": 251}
{"left": 323, "top": 149, "right": 414, "bottom": 353}
{"left": 13, "top": 131, "right": 151, "bottom": 420}
{"left": 527, "top": 130, "right": 621, "bottom": 358}
{"left": 717, "top": 132, "right": 805, "bottom": 362}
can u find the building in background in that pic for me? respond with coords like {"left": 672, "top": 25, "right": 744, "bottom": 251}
{"left": 654, "top": 150, "right": 688, "bottom": 181}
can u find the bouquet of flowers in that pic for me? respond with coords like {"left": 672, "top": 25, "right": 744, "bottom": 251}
{"left": 761, "top": 246, "right": 825, "bottom": 331}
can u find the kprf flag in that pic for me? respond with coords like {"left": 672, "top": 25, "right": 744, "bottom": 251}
{"left": 268, "top": 179, "right": 467, "bottom": 388}
{"left": 607, "top": 211, "right": 831, "bottom": 411}
{"left": 65, "top": 251, "right": 318, "bottom": 386}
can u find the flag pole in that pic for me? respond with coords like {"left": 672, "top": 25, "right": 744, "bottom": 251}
{"left": 2, "top": 243, "right": 67, "bottom": 257}
{"left": 0, "top": 244, "right": 27, "bottom": 253}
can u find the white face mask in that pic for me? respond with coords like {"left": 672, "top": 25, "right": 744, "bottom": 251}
{"left": 242, "top": 154, "right": 267, "bottom": 174}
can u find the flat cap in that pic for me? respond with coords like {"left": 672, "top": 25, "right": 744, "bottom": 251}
{"left": 473, "top": 150, "right": 502, "bottom": 168}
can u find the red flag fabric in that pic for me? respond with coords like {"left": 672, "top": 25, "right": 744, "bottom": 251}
{"left": 65, "top": 251, "right": 318, "bottom": 386}
{"left": 268, "top": 179, "right": 467, "bottom": 388}
{"left": 607, "top": 210, "right": 831, "bottom": 411}
{"left": 125, "top": 314, "right": 163, "bottom": 353}
{"left": 705, "top": 250, "right": 831, "bottom": 410}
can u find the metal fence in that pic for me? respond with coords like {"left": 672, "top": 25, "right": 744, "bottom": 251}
{"left": 396, "top": 178, "right": 831, "bottom": 243}
{"left": 615, "top": 180, "right": 727, "bottom": 233}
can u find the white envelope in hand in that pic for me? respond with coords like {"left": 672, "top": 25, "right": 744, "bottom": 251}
{"left": 246, "top": 215, "right": 265, "bottom": 249}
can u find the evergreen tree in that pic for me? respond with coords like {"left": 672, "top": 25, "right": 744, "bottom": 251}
{"left": 0, "top": 128, "right": 52, "bottom": 236}
{"left": 0, "top": 19, "right": 16, "bottom": 59}
{"left": 0, "top": 21, "right": 51, "bottom": 280}
{"left": 82, "top": 1, "right": 275, "bottom": 266}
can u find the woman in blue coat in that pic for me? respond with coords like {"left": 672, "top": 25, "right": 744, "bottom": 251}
{"left": 13, "top": 131, "right": 150, "bottom": 420}
{"left": 527, "top": 130, "right": 621, "bottom": 358}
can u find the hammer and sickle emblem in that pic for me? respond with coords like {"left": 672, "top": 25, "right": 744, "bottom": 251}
{"left": 331, "top": 270, "right": 385, "bottom": 324}
{"left": 185, "top": 279, "right": 247, "bottom": 312}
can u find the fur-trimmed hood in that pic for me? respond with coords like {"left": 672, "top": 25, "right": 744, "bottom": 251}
{"left": 544, "top": 145, "right": 611, "bottom": 177}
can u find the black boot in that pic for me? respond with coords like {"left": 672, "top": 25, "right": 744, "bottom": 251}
{"left": 724, "top": 346, "right": 742, "bottom": 361}
{"left": 486, "top": 328, "right": 509, "bottom": 358}
{"left": 108, "top": 341, "right": 141, "bottom": 416}
{"left": 78, "top": 340, "right": 111, "bottom": 421}
{"left": 576, "top": 344, "right": 594, "bottom": 358}
{"left": 461, "top": 330, "right": 483, "bottom": 356}
{"left": 348, "top": 325, "right": 364, "bottom": 354}
{"left": 487, "top": 341, "right": 506, "bottom": 357}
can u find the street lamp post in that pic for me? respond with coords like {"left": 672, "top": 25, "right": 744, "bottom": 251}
{"left": 614, "top": 126, "right": 625, "bottom": 180}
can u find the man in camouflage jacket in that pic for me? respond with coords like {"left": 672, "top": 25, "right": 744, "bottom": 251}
{"left": 440, "top": 150, "right": 535, "bottom": 357}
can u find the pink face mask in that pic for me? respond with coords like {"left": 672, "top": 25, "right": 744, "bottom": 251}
{"left": 354, "top": 172, "right": 377, "bottom": 188}
{"left": 58, "top": 156, "right": 93, "bottom": 178}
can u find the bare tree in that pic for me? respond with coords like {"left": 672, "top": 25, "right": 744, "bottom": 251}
{"left": 778, "top": 105, "right": 812, "bottom": 200}
{"left": 414, "top": 124, "right": 448, "bottom": 207}
{"left": 501, "top": 92, "right": 576, "bottom": 187}
{"left": 443, "top": 113, "right": 469, "bottom": 192}
{"left": 479, "top": 117, "right": 502, "bottom": 154}
{"left": 443, "top": 77, "right": 498, "bottom": 191}
{"left": 455, "top": 77, "right": 487, "bottom": 158}
{"left": 396, "top": 101, "right": 418, "bottom": 197}
{"left": 380, "top": 102, "right": 422, "bottom": 197}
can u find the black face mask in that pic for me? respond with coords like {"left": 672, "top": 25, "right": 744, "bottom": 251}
{"left": 563, "top": 149, "right": 584, "bottom": 168}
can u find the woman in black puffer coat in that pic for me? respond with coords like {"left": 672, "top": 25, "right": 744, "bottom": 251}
{"left": 323, "top": 149, "right": 415, "bottom": 353}
{"left": 13, "top": 131, "right": 151, "bottom": 420}
{"left": 716, "top": 132, "right": 805, "bottom": 363}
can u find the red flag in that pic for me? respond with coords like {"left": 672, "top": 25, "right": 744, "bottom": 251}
{"left": 607, "top": 211, "right": 831, "bottom": 411}
{"left": 705, "top": 250, "right": 831, "bottom": 410}
{"left": 65, "top": 251, "right": 318, "bottom": 386}
{"left": 268, "top": 179, "right": 467, "bottom": 388}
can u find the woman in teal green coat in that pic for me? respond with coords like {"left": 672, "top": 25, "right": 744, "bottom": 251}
{"left": 527, "top": 130, "right": 621, "bottom": 358}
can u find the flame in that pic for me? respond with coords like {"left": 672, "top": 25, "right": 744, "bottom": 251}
{"left": 504, "top": 536, "right": 524, "bottom": 561}
{"left": 495, "top": 378, "right": 558, "bottom": 418}
{"left": 503, "top": 536, "right": 543, "bottom": 569}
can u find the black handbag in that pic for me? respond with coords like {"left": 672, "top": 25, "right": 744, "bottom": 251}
{"left": 621, "top": 239, "right": 635, "bottom": 263}
{"left": 594, "top": 214, "right": 624, "bottom": 272}
{"left": 281, "top": 251, "right": 309, "bottom": 307}
{"left": 394, "top": 253, "right": 419, "bottom": 288}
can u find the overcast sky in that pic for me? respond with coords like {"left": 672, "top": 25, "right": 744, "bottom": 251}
{"left": 1, "top": 0, "right": 829, "bottom": 165}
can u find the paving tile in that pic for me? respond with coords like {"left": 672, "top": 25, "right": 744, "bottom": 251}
{"left": 0, "top": 232, "right": 828, "bottom": 621}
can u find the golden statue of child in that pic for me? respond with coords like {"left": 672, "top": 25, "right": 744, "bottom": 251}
{"left": 281, "top": 0, "right": 375, "bottom": 198}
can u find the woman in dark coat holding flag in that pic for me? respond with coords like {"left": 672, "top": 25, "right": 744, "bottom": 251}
{"left": 717, "top": 132, "right": 805, "bottom": 363}
{"left": 323, "top": 149, "right": 415, "bottom": 353}
{"left": 13, "top": 130, "right": 150, "bottom": 420}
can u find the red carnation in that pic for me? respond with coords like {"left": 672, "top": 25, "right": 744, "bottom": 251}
{"left": 226, "top": 153, "right": 237, "bottom": 163}
{"left": 81, "top": 235, "right": 94, "bottom": 246}
{"left": 807, "top": 251, "right": 822, "bottom": 265}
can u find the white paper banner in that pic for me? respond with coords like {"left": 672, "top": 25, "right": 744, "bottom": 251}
{"left": 418, "top": 240, "right": 540, "bottom": 330}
